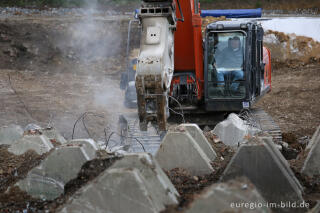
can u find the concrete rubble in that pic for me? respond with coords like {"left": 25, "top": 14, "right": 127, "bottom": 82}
{"left": 0, "top": 124, "right": 23, "bottom": 145}
{"left": 58, "top": 153, "right": 179, "bottom": 213}
{"left": 8, "top": 134, "right": 54, "bottom": 155}
{"left": 301, "top": 125, "right": 320, "bottom": 177}
{"left": 186, "top": 177, "right": 271, "bottom": 213}
{"left": 212, "top": 113, "right": 260, "bottom": 147}
{"left": 156, "top": 124, "right": 215, "bottom": 176}
{"left": 14, "top": 141, "right": 98, "bottom": 200}
{"left": 221, "top": 136, "right": 305, "bottom": 213}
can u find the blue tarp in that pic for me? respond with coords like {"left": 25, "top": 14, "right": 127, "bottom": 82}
{"left": 200, "top": 8, "right": 262, "bottom": 18}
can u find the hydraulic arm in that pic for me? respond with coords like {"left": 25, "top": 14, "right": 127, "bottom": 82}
{"left": 135, "top": 0, "right": 177, "bottom": 130}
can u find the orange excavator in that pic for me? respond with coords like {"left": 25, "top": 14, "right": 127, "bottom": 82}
{"left": 132, "top": 0, "right": 272, "bottom": 132}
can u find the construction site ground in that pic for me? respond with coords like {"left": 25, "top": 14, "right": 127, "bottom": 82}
{"left": 0, "top": 12, "right": 319, "bottom": 212}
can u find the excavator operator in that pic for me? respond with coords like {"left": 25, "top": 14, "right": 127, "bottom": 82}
{"left": 215, "top": 36, "right": 244, "bottom": 93}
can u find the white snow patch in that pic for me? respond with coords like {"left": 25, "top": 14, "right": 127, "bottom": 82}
{"left": 260, "top": 17, "right": 320, "bottom": 42}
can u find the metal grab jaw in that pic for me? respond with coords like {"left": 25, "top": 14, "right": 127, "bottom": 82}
{"left": 135, "top": 0, "right": 176, "bottom": 131}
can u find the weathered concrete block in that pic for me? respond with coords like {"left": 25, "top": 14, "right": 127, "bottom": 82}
{"left": 156, "top": 128, "right": 214, "bottom": 176}
{"left": 0, "top": 124, "right": 23, "bottom": 145}
{"left": 110, "top": 153, "right": 179, "bottom": 206}
{"left": 212, "top": 113, "right": 260, "bottom": 147}
{"left": 308, "top": 202, "right": 320, "bottom": 213}
{"left": 15, "top": 144, "right": 97, "bottom": 200}
{"left": 221, "top": 137, "right": 305, "bottom": 213}
{"left": 41, "top": 127, "right": 67, "bottom": 144}
{"left": 58, "top": 168, "right": 164, "bottom": 213}
{"left": 8, "top": 134, "right": 54, "bottom": 155}
{"left": 68, "top": 139, "right": 99, "bottom": 159}
{"left": 306, "top": 125, "right": 320, "bottom": 151}
{"left": 301, "top": 125, "right": 320, "bottom": 177}
{"left": 178, "top": 124, "right": 217, "bottom": 161}
{"left": 186, "top": 178, "right": 271, "bottom": 213}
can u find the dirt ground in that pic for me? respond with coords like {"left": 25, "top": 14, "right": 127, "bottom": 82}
{"left": 0, "top": 16, "right": 136, "bottom": 142}
{"left": 257, "top": 62, "right": 320, "bottom": 139}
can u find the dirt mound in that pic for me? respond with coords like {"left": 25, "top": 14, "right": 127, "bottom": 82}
{"left": 264, "top": 30, "right": 320, "bottom": 68}
{"left": 0, "top": 145, "right": 47, "bottom": 193}
{"left": 0, "top": 17, "right": 130, "bottom": 73}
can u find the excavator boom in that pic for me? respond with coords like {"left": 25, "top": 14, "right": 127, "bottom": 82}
{"left": 135, "top": 0, "right": 177, "bottom": 131}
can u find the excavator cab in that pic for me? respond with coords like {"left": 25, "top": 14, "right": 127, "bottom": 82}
{"left": 204, "top": 20, "right": 271, "bottom": 112}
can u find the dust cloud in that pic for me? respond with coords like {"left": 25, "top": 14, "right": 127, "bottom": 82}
{"left": 39, "top": 1, "right": 130, "bottom": 142}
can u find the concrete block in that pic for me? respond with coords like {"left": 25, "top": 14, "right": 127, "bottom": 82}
{"left": 110, "top": 153, "right": 179, "bottom": 206}
{"left": 306, "top": 125, "right": 320, "bottom": 151}
{"left": 212, "top": 113, "right": 260, "bottom": 147}
{"left": 24, "top": 123, "right": 42, "bottom": 132}
{"left": 178, "top": 124, "right": 217, "bottom": 161}
{"left": 68, "top": 139, "right": 99, "bottom": 159}
{"left": 0, "top": 124, "right": 23, "bottom": 145}
{"left": 186, "top": 178, "right": 271, "bottom": 213}
{"left": 308, "top": 202, "right": 320, "bottom": 213}
{"left": 8, "top": 135, "right": 54, "bottom": 155}
{"left": 40, "top": 127, "right": 67, "bottom": 144}
{"left": 156, "top": 128, "right": 214, "bottom": 176}
{"left": 221, "top": 136, "right": 305, "bottom": 213}
{"left": 58, "top": 168, "right": 164, "bottom": 213}
{"left": 15, "top": 144, "right": 97, "bottom": 200}
{"left": 301, "top": 125, "right": 320, "bottom": 177}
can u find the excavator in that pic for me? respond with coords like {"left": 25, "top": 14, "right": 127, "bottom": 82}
{"left": 119, "top": 0, "right": 281, "bottom": 152}
{"left": 134, "top": 0, "right": 271, "bottom": 128}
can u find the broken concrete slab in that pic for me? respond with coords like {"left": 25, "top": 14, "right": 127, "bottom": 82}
{"left": 8, "top": 134, "right": 54, "bottom": 155}
{"left": 68, "top": 139, "right": 99, "bottom": 159}
{"left": 58, "top": 168, "right": 164, "bottom": 213}
{"left": 212, "top": 113, "right": 260, "bottom": 147}
{"left": 156, "top": 128, "right": 214, "bottom": 176}
{"left": 110, "top": 153, "right": 179, "bottom": 206}
{"left": 186, "top": 177, "right": 271, "bottom": 213}
{"left": 221, "top": 136, "right": 305, "bottom": 213}
{"left": 178, "top": 124, "right": 217, "bottom": 161}
{"left": 40, "top": 127, "right": 67, "bottom": 144}
{"left": 0, "top": 124, "right": 23, "bottom": 145}
{"left": 301, "top": 125, "right": 320, "bottom": 177}
{"left": 15, "top": 143, "right": 97, "bottom": 200}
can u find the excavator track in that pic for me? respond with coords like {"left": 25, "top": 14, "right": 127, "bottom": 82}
{"left": 249, "top": 108, "right": 282, "bottom": 143}
{"left": 119, "top": 108, "right": 282, "bottom": 155}
{"left": 119, "top": 114, "right": 162, "bottom": 155}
